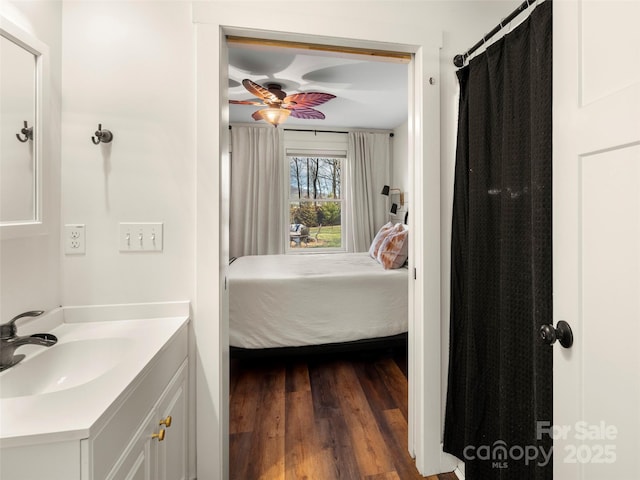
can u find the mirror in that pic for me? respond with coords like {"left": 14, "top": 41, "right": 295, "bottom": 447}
{"left": 0, "top": 16, "right": 48, "bottom": 235}
{"left": 1, "top": 33, "right": 36, "bottom": 222}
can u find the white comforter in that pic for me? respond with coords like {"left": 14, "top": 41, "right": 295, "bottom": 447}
{"left": 228, "top": 253, "right": 408, "bottom": 349}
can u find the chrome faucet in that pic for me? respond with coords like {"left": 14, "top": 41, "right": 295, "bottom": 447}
{"left": 0, "top": 311, "right": 58, "bottom": 371}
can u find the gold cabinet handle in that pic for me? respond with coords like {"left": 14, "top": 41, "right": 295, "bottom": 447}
{"left": 159, "top": 415, "right": 172, "bottom": 428}
{"left": 152, "top": 429, "right": 166, "bottom": 441}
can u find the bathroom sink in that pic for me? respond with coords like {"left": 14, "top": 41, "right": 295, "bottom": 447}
{"left": 0, "top": 338, "right": 132, "bottom": 399}
{"left": 0, "top": 306, "right": 189, "bottom": 446}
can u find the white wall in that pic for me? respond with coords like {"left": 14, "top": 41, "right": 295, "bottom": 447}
{"left": 1, "top": 0, "right": 62, "bottom": 322}
{"left": 60, "top": 1, "right": 195, "bottom": 307}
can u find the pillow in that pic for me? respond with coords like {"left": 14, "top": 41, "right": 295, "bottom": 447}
{"left": 377, "top": 227, "right": 409, "bottom": 269}
{"left": 368, "top": 221, "right": 395, "bottom": 259}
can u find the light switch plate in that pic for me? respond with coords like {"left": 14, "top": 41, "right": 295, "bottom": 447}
{"left": 119, "top": 223, "right": 163, "bottom": 252}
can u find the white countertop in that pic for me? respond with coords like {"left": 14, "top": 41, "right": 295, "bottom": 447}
{"left": 0, "top": 302, "right": 189, "bottom": 448}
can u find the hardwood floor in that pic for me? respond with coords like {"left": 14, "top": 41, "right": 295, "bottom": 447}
{"left": 229, "top": 348, "right": 458, "bottom": 480}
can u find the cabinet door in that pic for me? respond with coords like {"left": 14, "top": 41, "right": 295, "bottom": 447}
{"left": 106, "top": 412, "right": 157, "bottom": 480}
{"left": 156, "top": 361, "right": 188, "bottom": 480}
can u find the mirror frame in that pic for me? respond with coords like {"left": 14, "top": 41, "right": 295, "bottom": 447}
{"left": 1, "top": 15, "right": 50, "bottom": 239}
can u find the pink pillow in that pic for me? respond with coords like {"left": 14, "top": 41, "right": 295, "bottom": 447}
{"left": 377, "top": 227, "right": 409, "bottom": 269}
{"left": 368, "top": 221, "right": 395, "bottom": 259}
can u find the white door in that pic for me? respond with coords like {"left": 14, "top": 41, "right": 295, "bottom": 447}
{"left": 553, "top": 1, "right": 640, "bottom": 479}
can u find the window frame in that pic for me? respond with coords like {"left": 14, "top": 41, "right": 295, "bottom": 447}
{"left": 285, "top": 150, "right": 346, "bottom": 254}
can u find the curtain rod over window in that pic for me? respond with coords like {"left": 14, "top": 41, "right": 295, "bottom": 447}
{"left": 453, "top": 0, "right": 540, "bottom": 67}
{"left": 228, "top": 125, "right": 394, "bottom": 137}
{"left": 284, "top": 128, "right": 394, "bottom": 138}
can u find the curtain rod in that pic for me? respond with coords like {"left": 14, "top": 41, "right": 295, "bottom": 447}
{"left": 229, "top": 125, "right": 394, "bottom": 137}
{"left": 284, "top": 128, "right": 394, "bottom": 138}
{"left": 453, "top": 0, "right": 538, "bottom": 67}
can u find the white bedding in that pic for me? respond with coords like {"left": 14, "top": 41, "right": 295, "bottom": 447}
{"left": 228, "top": 253, "right": 408, "bottom": 349}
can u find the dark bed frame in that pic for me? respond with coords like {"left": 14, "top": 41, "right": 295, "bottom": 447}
{"left": 229, "top": 332, "right": 408, "bottom": 360}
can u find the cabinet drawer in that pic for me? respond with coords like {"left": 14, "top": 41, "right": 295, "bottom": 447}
{"left": 88, "top": 325, "right": 187, "bottom": 480}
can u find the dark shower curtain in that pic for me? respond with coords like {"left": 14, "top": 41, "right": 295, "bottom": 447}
{"left": 443, "top": 2, "right": 553, "bottom": 479}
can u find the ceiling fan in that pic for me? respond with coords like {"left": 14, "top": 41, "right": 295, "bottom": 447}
{"left": 230, "top": 79, "right": 336, "bottom": 127}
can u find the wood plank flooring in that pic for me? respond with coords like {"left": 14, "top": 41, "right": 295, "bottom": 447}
{"left": 229, "top": 348, "right": 458, "bottom": 480}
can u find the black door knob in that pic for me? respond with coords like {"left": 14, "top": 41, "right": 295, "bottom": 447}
{"left": 539, "top": 321, "right": 573, "bottom": 348}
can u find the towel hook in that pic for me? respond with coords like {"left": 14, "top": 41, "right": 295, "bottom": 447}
{"left": 91, "top": 124, "right": 113, "bottom": 145}
{"left": 16, "top": 121, "right": 33, "bottom": 143}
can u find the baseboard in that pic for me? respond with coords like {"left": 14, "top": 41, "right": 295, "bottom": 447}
{"left": 454, "top": 466, "right": 465, "bottom": 479}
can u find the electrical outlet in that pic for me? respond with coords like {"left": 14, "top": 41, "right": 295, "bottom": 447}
{"left": 64, "top": 224, "right": 86, "bottom": 255}
{"left": 119, "top": 222, "right": 163, "bottom": 252}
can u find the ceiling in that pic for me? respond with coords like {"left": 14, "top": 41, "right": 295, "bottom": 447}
{"left": 227, "top": 42, "right": 409, "bottom": 131}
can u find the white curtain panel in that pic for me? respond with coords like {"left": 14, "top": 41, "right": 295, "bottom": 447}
{"left": 230, "top": 126, "right": 285, "bottom": 257}
{"left": 345, "top": 131, "right": 391, "bottom": 252}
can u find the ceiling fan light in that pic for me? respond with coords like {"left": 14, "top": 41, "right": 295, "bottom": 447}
{"left": 257, "top": 107, "right": 291, "bottom": 127}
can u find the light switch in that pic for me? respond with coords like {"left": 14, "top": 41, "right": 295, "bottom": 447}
{"left": 119, "top": 223, "right": 163, "bottom": 252}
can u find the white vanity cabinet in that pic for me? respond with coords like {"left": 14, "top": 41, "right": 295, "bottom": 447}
{"left": 84, "top": 325, "right": 188, "bottom": 480}
{"left": 0, "top": 306, "right": 190, "bottom": 480}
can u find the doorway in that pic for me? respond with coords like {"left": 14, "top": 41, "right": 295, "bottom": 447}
{"left": 194, "top": 19, "right": 443, "bottom": 478}
{"left": 226, "top": 38, "right": 411, "bottom": 477}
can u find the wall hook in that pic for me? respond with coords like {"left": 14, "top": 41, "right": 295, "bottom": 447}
{"left": 16, "top": 121, "right": 33, "bottom": 143}
{"left": 91, "top": 124, "right": 113, "bottom": 145}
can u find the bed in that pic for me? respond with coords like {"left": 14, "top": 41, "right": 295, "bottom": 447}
{"left": 228, "top": 252, "right": 408, "bottom": 355}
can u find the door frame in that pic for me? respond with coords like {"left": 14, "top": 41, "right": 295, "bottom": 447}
{"left": 194, "top": 11, "right": 445, "bottom": 478}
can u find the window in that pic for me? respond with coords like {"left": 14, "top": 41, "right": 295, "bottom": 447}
{"left": 288, "top": 155, "right": 343, "bottom": 250}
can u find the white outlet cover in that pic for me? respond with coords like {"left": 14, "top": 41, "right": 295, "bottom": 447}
{"left": 64, "top": 224, "right": 86, "bottom": 255}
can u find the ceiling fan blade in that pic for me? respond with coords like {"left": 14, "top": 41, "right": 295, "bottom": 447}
{"left": 284, "top": 92, "right": 336, "bottom": 109}
{"left": 229, "top": 100, "right": 264, "bottom": 106}
{"left": 242, "top": 79, "right": 280, "bottom": 103}
{"left": 289, "top": 107, "right": 326, "bottom": 120}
